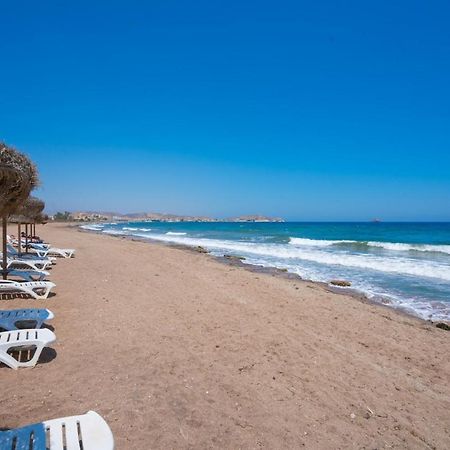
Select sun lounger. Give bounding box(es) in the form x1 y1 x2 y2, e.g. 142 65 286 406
31 245 76 258
0 308 54 331
26 242 50 250
6 244 56 262
7 235 45 245
7 269 49 282
9 240 75 259
3 255 53 271
0 410 114 449
0 280 55 300
0 328 56 369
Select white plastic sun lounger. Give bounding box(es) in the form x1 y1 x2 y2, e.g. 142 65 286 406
0 328 56 369
31 245 75 258
6 244 57 262
0 280 55 300
0 410 114 449
4 255 53 271
9 240 74 259
7 244 57 264
7 235 47 246
0 308 54 331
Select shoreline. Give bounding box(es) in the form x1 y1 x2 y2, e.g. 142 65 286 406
76 225 433 326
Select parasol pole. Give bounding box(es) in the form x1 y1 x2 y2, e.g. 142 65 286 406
2 217 7 280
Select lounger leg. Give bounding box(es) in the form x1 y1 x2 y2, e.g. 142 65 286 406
0 341 47 368
26 342 46 367
0 346 20 369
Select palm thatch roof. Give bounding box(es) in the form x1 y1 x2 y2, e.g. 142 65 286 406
8 214 29 224
0 142 40 217
36 213 49 224
10 197 46 223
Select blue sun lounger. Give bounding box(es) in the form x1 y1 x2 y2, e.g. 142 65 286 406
0 309 54 331
0 411 114 449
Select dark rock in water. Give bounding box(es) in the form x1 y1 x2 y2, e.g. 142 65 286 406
224 254 246 261
330 280 352 287
436 322 450 331
278 268 288 272
195 246 208 253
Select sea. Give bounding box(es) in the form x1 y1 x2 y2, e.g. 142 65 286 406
81 221 450 321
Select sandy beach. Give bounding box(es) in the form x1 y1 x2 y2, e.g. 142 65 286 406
1 223 449 449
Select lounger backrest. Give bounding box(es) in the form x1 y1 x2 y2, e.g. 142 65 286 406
0 411 114 450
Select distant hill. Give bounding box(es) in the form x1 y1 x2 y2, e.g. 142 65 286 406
227 215 284 223
69 211 284 223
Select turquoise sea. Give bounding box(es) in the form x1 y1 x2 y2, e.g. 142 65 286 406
82 222 450 321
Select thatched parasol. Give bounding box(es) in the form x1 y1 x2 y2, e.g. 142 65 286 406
8 214 29 254
0 143 39 278
35 213 49 224
18 196 45 244
10 197 46 253
19 196 45 219
0 143 39 217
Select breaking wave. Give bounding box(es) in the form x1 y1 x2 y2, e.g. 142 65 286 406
289 237 450 255
80 225 104 231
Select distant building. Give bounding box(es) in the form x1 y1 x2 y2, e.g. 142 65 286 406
72 212 110 222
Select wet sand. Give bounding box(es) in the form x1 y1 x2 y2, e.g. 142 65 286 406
1 223 449 449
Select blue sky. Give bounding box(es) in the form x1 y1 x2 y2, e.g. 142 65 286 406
1 0 449 220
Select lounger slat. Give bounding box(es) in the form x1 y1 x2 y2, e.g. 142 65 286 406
0 433 13 449
64 420 82 450
47 422 64 450
0 423 46 450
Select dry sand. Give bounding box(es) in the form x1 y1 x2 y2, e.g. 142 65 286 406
1 223 449 449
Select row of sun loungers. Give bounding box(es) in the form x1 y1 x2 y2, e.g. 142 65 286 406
1 236 60 368
8 235 75 258
1 235 115 448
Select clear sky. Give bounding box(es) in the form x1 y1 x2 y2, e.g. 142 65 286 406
1 1 449 221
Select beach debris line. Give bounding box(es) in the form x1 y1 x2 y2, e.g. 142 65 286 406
330 279 352 287
224 254 246 261
435 322 450 331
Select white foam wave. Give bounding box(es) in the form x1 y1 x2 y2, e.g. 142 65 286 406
289 237 355 247
367 241 450 255
166 232 187 236
138 234 450 282
289 237 450 255
102 229 126 235
80 225 103 231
